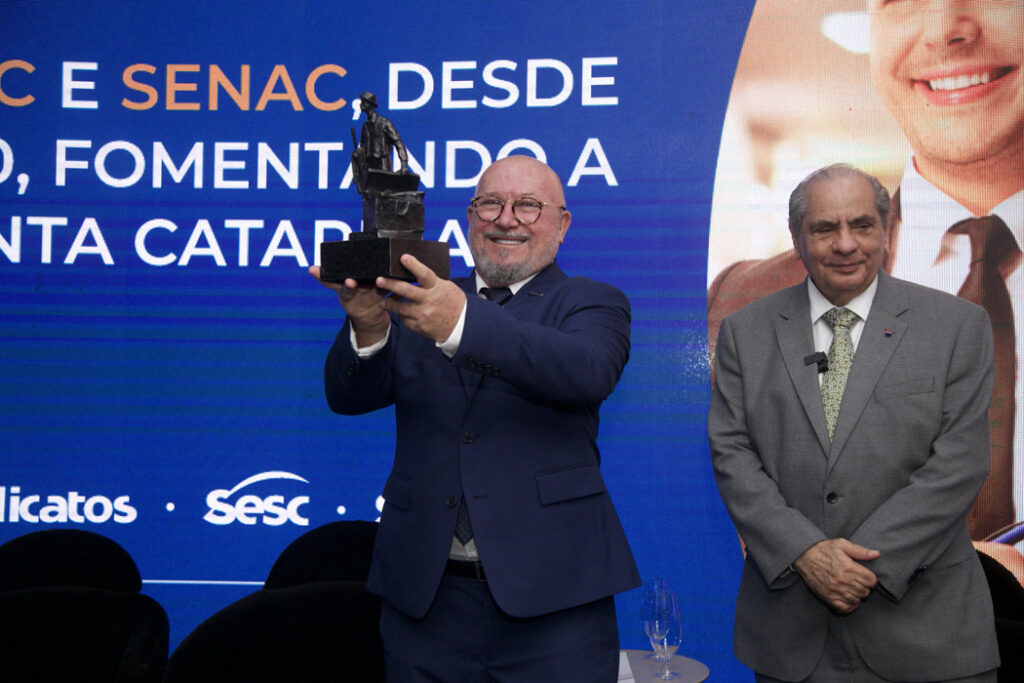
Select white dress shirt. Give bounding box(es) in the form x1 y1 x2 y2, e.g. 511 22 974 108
807 275 878 387
351 272 537 360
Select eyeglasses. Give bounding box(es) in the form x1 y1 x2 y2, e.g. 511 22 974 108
470 195 566 226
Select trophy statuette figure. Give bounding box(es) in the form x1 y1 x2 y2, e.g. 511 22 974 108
319 91 449 283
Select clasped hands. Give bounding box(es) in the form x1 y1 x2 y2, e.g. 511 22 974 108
309 253 465 346
793 538 880 614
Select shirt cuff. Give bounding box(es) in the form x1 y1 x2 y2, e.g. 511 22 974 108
350 321 391 358
437 299 468 358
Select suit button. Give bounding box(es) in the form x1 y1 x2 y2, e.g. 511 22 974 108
462 432 476 444
445 496 458 508
826 492 839 504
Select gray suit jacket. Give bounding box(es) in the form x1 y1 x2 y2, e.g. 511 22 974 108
709 271 1000 681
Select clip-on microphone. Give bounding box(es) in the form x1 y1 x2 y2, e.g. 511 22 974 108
804 352 829 373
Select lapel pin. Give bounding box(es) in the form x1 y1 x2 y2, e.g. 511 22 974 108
884 329 893 337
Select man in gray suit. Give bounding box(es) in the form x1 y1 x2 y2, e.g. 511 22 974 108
709 164 1000 681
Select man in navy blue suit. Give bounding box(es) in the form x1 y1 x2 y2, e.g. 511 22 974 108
310 155 639 682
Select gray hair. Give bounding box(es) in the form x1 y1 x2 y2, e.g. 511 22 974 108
788 164 890 235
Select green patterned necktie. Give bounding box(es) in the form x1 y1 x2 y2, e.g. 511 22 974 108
821 307 858 441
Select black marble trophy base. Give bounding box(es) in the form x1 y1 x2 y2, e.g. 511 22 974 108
319 235 450 284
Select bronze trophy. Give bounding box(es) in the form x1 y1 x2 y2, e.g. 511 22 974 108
319 92 450 283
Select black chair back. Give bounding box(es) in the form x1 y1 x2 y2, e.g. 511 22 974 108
0 527 142 591
977 550 1024 683
265 519 377 588
0 529 168 682
165 520 383 683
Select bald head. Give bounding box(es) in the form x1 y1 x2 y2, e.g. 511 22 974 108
468 155 571 287
475 155 566 206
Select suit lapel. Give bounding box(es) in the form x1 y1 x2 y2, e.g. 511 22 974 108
775 283 832 454
456 276 484 400
455 262 567 402
502 261 565 318
827 272 908 468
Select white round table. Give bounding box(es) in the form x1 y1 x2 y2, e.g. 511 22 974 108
619 649 709 682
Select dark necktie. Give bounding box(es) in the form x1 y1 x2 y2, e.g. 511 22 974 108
453 286 513 545
480 286 513 306
454 497 474 545
949 215 1020 535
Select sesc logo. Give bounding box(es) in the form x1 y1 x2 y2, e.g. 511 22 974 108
0 485 137 524
204 471 310 526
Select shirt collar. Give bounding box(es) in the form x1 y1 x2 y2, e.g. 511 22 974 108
474 271 538 296
806 274 878 325
901 155 1024 251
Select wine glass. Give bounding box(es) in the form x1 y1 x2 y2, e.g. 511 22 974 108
643 584 682 679
640 578 669 661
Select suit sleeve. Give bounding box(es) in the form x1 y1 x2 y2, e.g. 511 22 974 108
323 314 399 415
709 315 827 586
848 304 994 602
454 279 630 408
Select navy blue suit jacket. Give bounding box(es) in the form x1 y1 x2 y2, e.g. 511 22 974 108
324 261 640 619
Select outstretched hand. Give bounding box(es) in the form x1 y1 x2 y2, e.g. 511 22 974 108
376 254 466 343
309 255 465 344
308 265 390 347
793 538 880 614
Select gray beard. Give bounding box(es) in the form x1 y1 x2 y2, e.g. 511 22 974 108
472 253 533 288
